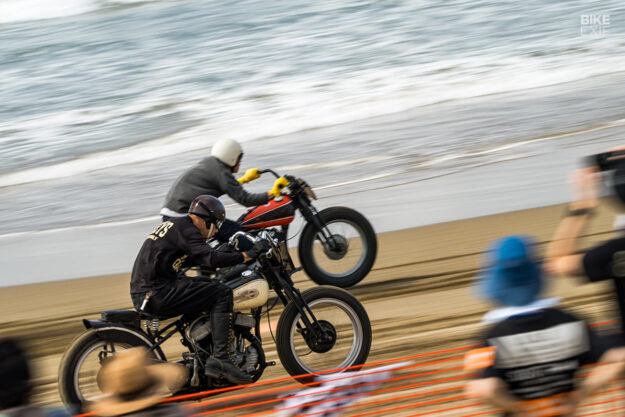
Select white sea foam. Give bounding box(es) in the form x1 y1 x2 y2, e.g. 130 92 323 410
0 0 157 24
0 0 98 24
0 119 609 240
2 52 625 188
278 156 393 172
1 115 623 240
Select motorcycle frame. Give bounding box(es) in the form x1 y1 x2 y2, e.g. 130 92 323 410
82 246 332 378
230 228 334 341
83 308 264 364
256 170 343 260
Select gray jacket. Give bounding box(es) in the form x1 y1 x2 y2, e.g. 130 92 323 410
162 157 269 213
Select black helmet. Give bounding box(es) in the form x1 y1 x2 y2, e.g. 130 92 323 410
188 195 226 229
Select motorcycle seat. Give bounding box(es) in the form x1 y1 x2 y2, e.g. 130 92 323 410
101 310 162 323
101 310 139 323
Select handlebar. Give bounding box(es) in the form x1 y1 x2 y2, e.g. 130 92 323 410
259 169 298 192
258 169 280 178
228 230 274 259
229 231 256 245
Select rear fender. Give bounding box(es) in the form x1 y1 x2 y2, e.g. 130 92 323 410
81 320 166 360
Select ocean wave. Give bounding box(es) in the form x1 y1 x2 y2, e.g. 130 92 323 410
0 0 157 24
2 52 625 188
3 117 625 238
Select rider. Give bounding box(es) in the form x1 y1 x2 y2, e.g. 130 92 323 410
131 195 270 385
160 138 289 243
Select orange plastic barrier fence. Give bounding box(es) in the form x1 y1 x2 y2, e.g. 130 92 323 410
162 344 477 404
184 359 465 409
73 320 625 417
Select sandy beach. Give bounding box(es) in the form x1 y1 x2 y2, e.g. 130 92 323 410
1 199 623 414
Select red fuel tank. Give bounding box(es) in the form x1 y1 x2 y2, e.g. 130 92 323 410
238 196 296 229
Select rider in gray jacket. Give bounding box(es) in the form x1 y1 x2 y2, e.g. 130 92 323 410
161 154 268 215
160 139 289 243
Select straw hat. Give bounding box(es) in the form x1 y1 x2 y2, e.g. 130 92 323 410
88 347 188 417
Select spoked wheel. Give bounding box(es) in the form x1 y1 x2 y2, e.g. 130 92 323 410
58 329 164 410
276 287 371 383
299 207 377 288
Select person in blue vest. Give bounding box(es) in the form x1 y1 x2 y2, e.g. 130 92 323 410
465 235 625 417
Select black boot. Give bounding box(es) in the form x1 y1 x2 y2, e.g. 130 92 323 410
205 312 253 385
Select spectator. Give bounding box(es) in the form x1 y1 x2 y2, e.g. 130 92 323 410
87 347 188 417
0 337 69 417
546 150 625 336
465 236 625 417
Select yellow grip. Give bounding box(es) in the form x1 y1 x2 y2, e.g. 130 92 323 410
269 177 290 198
237 168 261 184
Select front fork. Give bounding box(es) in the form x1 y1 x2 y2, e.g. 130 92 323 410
298 200 340 251
273 271 330 342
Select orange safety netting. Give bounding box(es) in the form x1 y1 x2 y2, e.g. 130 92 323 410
73 320 624 417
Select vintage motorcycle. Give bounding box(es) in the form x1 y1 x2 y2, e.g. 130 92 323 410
58 230 372 409
232 169 377 288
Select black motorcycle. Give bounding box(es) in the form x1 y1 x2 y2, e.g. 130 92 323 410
233 169 377 288
58 231 372 409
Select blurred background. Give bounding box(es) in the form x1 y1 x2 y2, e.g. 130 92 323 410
0 0 624 279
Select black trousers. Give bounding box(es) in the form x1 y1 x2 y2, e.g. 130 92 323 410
132 277 232 318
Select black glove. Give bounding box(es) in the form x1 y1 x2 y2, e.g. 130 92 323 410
245 240 272 259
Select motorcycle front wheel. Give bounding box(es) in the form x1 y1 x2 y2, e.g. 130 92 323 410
299 207 377 287
275 286 371 383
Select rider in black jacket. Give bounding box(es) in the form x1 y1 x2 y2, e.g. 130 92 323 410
131 195 269 385
160 138 289 243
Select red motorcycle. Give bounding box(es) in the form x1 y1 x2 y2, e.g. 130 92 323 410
235 169 377 288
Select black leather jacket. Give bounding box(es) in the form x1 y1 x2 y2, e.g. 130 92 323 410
130 217 243 293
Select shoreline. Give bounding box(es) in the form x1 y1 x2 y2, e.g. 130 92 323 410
0 197 620 307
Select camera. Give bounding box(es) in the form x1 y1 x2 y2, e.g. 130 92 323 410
587 150 625 171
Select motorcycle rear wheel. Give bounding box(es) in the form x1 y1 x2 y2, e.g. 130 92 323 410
275 286 371 383
299 207 377 287
58 328 164 410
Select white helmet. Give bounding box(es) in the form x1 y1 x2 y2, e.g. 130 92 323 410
211 139 243 167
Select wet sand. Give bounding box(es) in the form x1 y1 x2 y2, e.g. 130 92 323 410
1 201 622 414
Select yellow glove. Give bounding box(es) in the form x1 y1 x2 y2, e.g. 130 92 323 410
237 168 261 184
269 177 290 198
